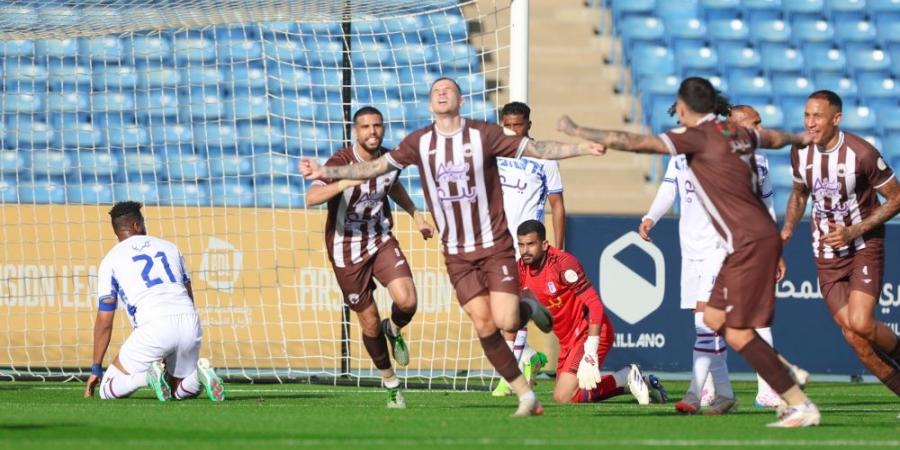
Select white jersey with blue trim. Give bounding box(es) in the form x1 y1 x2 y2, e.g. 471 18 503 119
497 156 563 235
644 154 775 259
97 235 196 328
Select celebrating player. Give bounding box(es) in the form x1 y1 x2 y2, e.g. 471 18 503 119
516 220 666 405
300 77 604 416
639 105 807 414
306 106 433 409
781 90 900 397
84 201 224 402
559 77 820 427
492 101 567 397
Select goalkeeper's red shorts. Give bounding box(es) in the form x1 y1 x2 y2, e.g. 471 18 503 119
557 314 615 375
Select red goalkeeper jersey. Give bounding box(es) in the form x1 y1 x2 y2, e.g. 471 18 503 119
517 246 606 350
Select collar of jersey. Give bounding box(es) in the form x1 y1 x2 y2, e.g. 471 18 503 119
433 118 466 137
696 113 716 125
814 131 844 154
352 144 382 162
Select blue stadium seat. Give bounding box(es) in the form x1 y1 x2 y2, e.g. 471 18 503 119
0 39 34 57
657 0 700 21
67 182 114 204
165 152 209 181
180 91 226 120
760 44 805 75
749 103 785 128
666 18 708 43
270 94 319 121
0 150 25 173
18 180 66 204
253 154 296 180
749 18 793 44
180 67 224 89
54 121 103 149
4 61 49 91
80 37 124 63
772 74 814 100
2 92 43 114
121 151 165 178
172 35 217 62
769 162 795 189
456 72 487 95
628 44 676 81
113 182 160 204
305 40 342 67
611 0 656 25
717 42 761 74
353 69 401 95
393 44 434 66
134 91 179 120
148 123 193 149
47 62 92 88
209 179 255 207
649 98 679 134
857 73 899 103
284 123 340 155
841 105 877 133
803 43 847 74
383 125 410 149
868 0 900 15
266 63 313 93
75 151 120 180
226 93 268 121
128 35 172 62
207 152 252 177
225 65 267 91
92 92 136 114
299 22 343 37
700 0 740 19
351 41 392 66
139 65 181 89
783 0 824 18
194 123 239 152
262 39 307 62
434 44 479 70
743 0 784 19
846 44 892 74
876 104 900 134
708 18 751 42
216 37 262 62
461 99 497 122
34 38 79 59
0 179 17 203
405 102 433 127
382 16 424 34
92 65 139 91
791 18 835 46
107 123 149 149
877 17 900 48
422 11 469 43
309 69 343 96
238 123 285 153
160 182 210 206
397 67 438 98
254 180 304 208
30 150 72 177
813 72 860 101
728 73 773 103
351 18 386 35
780 97 807 130
826 0 867 20
46 92 88 114
834 18 878 45
214 24 258 41
675 43 719 75
619 16 666 59
6 118 53 149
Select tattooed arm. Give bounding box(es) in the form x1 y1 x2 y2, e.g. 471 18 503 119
299 155 392 181
556 115 670 154
757 129 811 149
780 181 811 243
521 140 606 160
823 177 900 247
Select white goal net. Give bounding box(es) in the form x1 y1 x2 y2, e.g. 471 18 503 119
0 0 517 389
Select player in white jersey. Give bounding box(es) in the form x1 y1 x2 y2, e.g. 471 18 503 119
84 201 224 402
639 105 806 414
493 102 566 396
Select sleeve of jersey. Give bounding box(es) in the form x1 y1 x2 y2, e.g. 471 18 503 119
643 158 678 223
385 136 419 170
864 148 896 190
96 259 118 312
543 160 563 194
658 127 706 155
557 255 604 324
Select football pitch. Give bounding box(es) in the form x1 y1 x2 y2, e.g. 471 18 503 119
0 380 897 450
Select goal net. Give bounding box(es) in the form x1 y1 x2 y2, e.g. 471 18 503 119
0 0 517 389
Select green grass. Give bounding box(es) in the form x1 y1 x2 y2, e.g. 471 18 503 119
0 380 897 450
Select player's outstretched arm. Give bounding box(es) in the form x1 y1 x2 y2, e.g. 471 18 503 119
85 305 116 398
521 140 605 160
300 155 392 181
557 115 669 154
780 181 811 244
389 183 434 240
757 128 811 149
305 180 365 206
823 177 900 247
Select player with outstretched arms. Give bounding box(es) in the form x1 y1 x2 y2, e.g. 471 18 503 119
516 220 667 405
84 201 224 402
300 77 605 416
306 106 434 408
559 77 820 428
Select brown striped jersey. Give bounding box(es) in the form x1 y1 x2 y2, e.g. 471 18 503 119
790 131 895 259
313 146 399 268
385 119 530 256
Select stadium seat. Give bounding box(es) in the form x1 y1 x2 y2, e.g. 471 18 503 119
6 119 53 149
846 44 892 74
393 44 434 66
0 179 17 203
743 0 784 19
238 123 286 153
876 104 900 134
813 72 860 101
255 180 304 208
675 43 719 75
45 92 89 114
139 65 181 89
165 152 209 181
760 44 805 75
0 150 25 173
67 182 114 204
262 39 307 62
780 97 807 131
665 18 708 45
749 18 793 44
225 65 267 91
826 0 867 20
772 74 815 100
455 72 487 96
4 61 49 92
309 69 343 95
857 73 899 104
628 44 676 84
160 182 210 206
728 73 773 103
405 102 433 127
30 150 72 177
172 35 217 62
121 151 165 179
207 152 252 177
270 94 319 121
134 91 179 120
383 125 411 149
461 99 497 122
783 0 824 18
423 11 469 43
226 93 268 121
80 37 125 63
54 121 104 149
47 62 92 87
148 123 193 149
868 0 900 16
610 0 656 26
209 179 255 207
284 123 341 154
834 19 878 45
0 39 34 57
619 16 666 60
113 181 160 204
803 43 847 74
791 18 835 46
216 37 262 62
253 154 297 180
749 103 785 128
717 42 762 75
2 92 44 114
18 180 66 204
180 66 224 88
92 65 139 91
305 40 343 67
34 38 79 59
876 17 900 48
75 151 120 180
266 63 312 93
351 41 392 66
434 44 479 70
840 105 878 133
353 69 401 96
128 35 173 62
649 98 679 134
180 91 226 120
194 123 239 153
92 92 136 114
708 18 750 42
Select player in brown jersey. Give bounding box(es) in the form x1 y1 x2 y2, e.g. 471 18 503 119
558 77 820 428
300 77 604 417
781 90 900 397
306 106 434 409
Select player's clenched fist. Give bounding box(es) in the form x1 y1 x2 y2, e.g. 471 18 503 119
576 335 602 390
299 158 323 180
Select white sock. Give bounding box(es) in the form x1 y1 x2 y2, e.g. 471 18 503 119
517 389 535 403
174 370 202 400
709 349 734 399
512 328 528 361
99 365 146 400
755 327 776 395
612 366 630 388
388 319 400 336
702 373 715 397
691 312 714 398
382 368 400 389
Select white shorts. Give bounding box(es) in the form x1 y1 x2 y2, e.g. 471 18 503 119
680 250 727 310
118 313 202 379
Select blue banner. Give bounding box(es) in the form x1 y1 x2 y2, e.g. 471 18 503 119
567 215 900 375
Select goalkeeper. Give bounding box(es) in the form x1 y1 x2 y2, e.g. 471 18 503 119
515 220 667 405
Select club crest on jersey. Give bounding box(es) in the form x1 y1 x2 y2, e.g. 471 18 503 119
836 163 847 178
347 293 360 305
547 281 557 294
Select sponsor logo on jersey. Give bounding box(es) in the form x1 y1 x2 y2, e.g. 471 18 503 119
198 237 243 294
599 232 665 325
547 281 557 294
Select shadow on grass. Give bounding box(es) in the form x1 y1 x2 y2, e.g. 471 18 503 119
224 393 331 401
0 423 79 431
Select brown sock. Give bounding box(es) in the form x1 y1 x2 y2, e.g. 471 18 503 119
737 333 795 394
391 303 416 329
517 301 533 330
479 330 521 381
889 338 900 361
362 330 391 370
871 344 900 396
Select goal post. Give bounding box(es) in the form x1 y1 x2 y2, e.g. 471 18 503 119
0 0 528 389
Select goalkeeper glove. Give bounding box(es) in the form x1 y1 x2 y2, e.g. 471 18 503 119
576 335 602 390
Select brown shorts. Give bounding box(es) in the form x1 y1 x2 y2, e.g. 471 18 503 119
444 247 520 305
816 239 884 314
331 237 413 312
708 234 781 329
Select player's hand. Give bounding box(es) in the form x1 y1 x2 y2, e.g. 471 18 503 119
84 374 100 399
796 131 813 146
775 257 786 282
576 354 602 390
780 228 792 244
823 222 856 248
299 158 324 180
336 179 365 190
557 115 579 136
414 211 435 240
580 142 606 156
638 218 654 242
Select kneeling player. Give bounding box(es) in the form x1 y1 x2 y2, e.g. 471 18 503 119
516 220 667 404
84 201 224 402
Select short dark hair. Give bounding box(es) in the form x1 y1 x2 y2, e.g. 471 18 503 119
516 219 546 241
430 77 462 95
352 106 383 124
670 77 731 117
808 90 843 112
501 101 531 119
109 201 144 230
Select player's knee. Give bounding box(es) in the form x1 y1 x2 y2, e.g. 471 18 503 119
553 390 575 404
847 313 875 339
702 313 724 333
98 365 124 400
724 328 753 351
493 314 518 333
